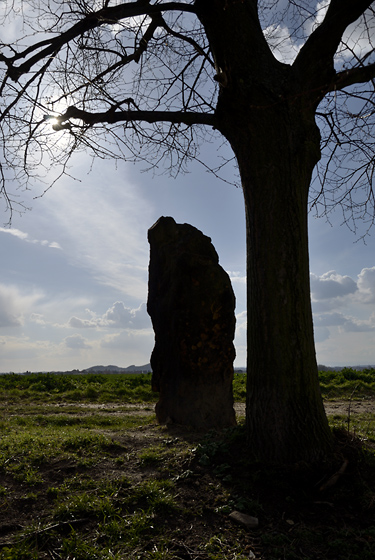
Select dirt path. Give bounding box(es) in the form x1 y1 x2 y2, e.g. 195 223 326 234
323 398 375 416
234 399 375 418
50 399 374 418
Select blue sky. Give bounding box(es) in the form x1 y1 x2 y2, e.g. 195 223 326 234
0 142 374 373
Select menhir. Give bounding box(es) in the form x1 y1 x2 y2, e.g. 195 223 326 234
147 216 236 429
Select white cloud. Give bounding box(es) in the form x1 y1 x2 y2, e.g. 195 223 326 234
103 301 134 326
0 334 57 372
101 328 153 349
315 330 375 367
228 271 246 285
336 15 374 67
232 310 247 366
41 162 153 299
68 302 151 330
313 267 375 363
340 314 375 333
111 14 152 37
310 271 357 300
30 313 47 326
311 267 375 307
302 1 330 41
0 227 29 241
0 284 43 328
263 24 301 63
357 267 375 303
314 310 375 337
69 316 98 329
314 312 347 327
313 1 330 30
0 292 23 328
0 227 62 249
64 334 91 350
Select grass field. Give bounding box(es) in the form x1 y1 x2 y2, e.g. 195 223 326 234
0 370 374 559
1 367 373 403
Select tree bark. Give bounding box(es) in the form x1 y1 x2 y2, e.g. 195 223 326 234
229 99 333 464
196 0 334 463
227 103 333 463
245 137 332 462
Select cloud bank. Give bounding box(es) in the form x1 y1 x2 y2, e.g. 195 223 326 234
312 268 375 364
68 302 151 330
0 284 43 328
0 227 62 249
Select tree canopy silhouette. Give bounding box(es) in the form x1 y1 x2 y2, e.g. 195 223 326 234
1 0 374 463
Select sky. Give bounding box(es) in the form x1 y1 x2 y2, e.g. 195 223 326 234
0 142 374 373
0 1 374 373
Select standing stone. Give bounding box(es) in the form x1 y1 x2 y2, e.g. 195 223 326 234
147 216 236 429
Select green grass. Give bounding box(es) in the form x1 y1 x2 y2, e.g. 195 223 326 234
233 368 375 400
233 367 375 400
232 368 375 401
0 370 248 404
1 368 373 405
232 372 247 401
319 367 375 398
0 372 157 403
0 395 184 558
0 418 184 558
0 369 374 559
328 412 375 442
0 427 126 482
0 400 154 484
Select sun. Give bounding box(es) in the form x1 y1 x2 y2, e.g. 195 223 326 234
43 114 59 127
39 107 73 151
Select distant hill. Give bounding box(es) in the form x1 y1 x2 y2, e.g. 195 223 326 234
83 364 152 374
318 364 375 371
3 364 373 376
83 364 248 374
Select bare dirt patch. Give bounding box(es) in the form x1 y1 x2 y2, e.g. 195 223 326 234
233 398 375 419
47 398 375 419
46 401 156 416
323 398 375 416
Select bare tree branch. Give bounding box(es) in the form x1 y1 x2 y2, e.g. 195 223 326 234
0 0 374 232
293 0 374 100
331 61 375 91
1 1 196 82
53 105 216 128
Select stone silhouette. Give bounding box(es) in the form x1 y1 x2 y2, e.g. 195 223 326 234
147 216 236 429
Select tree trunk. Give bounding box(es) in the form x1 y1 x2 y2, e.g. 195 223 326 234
229 103 333 463
196 0 334 463
226 97 334 463
243 133 333 463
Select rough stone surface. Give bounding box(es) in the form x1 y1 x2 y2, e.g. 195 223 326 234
147 216 236 429
229 511 259 529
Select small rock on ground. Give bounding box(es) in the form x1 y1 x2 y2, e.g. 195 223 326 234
229 510 259 529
